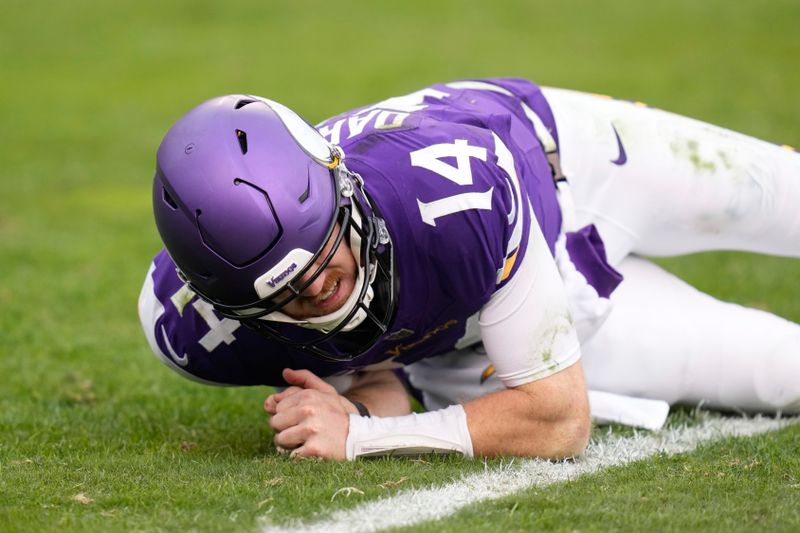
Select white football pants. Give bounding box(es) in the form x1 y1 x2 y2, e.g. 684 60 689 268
407 88 800 416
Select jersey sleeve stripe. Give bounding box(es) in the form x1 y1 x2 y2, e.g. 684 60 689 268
500 248 519 282
520 101 557 153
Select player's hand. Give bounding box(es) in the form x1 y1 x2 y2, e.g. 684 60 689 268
266 368 358 460
264 385 303 415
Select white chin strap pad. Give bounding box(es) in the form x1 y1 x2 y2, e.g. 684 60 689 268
260 267 372 332
260 205 376 333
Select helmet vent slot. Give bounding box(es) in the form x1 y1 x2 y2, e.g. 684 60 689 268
234 98 257 109
162 187 178 210
236 129 248 154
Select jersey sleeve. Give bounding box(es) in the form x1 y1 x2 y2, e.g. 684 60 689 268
405 118 538 299
478 202 581 387
434 80 581 385
399 84 581 386
137 250 324 387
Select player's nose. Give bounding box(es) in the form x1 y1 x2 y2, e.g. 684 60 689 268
298 268 326 297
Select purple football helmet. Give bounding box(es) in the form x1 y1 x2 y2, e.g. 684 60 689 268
153 95 395 361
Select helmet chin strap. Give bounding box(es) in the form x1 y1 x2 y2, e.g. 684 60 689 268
259 266 372 332
259 202 376 333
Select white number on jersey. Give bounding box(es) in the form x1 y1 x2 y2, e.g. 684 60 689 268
168 284 241 353
191 299 241 352
318 88 451 145
410 139 494 226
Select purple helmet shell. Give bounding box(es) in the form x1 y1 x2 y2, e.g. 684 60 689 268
153 95 337 306
152 95 397 361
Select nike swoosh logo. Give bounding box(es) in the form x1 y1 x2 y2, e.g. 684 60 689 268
161 325 189 367
610 125 627 165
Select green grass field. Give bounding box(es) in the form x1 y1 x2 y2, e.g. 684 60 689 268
2 0 799 530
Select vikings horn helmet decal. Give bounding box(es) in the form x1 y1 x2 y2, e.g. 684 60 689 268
152 95 396 361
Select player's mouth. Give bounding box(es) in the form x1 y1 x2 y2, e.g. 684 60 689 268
313 275 348 314
318 279 339 304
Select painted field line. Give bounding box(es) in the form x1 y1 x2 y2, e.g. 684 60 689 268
260 416 793 533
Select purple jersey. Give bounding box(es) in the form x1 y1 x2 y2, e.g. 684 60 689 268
141 78 605 386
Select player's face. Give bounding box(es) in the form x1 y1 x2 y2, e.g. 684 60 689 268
280 225 358 320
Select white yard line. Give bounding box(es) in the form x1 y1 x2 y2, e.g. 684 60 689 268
260 416 793 533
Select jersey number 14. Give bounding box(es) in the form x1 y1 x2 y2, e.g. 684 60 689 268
410 139 494 226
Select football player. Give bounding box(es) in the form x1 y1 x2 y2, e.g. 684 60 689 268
139 79 800 460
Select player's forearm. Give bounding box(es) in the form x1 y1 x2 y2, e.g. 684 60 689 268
344 363 590 460
343 393 588 460
464 360 591 459
464 386 590 459
344 370 411 417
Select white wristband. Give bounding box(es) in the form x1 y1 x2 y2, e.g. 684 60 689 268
345 404 474 460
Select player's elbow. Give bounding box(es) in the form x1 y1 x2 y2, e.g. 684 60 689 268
505 399 591 460
504 410 590 460
513 370 591 459
531 392 591 459
558 388 592 458
554 410 591 458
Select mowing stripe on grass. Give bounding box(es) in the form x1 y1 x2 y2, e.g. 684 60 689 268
260 416 793 533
